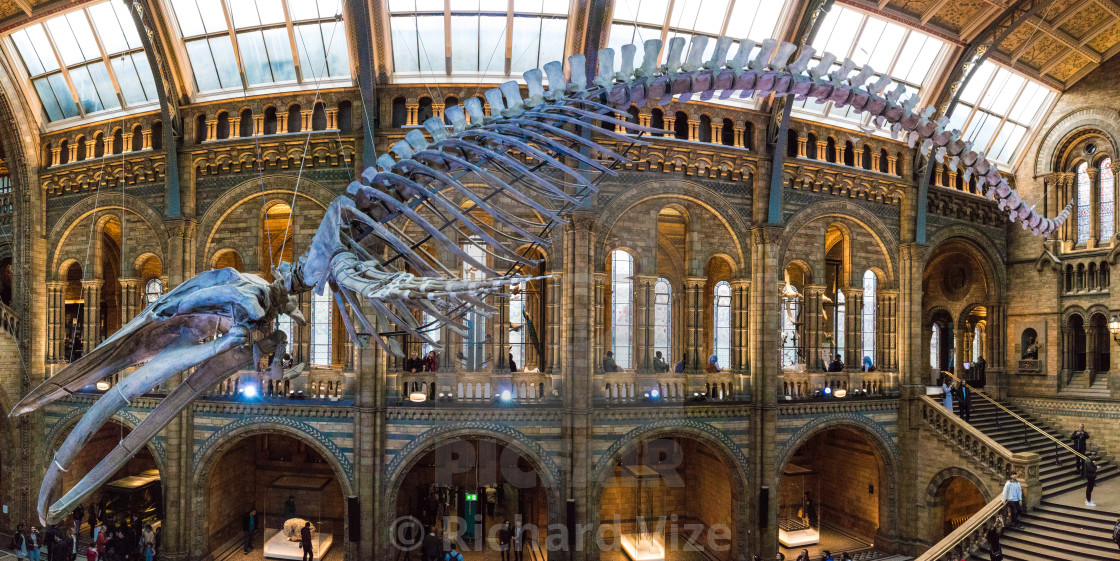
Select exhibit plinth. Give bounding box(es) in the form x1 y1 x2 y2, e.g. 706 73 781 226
262 529 333 560
619 533 664 561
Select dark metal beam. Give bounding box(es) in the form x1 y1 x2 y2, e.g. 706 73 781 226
349 0 378 167
127 0 183 218
914 0 1056 243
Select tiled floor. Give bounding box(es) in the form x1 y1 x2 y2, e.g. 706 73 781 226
778 524 874 560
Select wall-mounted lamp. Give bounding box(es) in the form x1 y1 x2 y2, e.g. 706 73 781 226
1109 315 1120 344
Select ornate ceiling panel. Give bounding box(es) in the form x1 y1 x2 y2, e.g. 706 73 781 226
1059 3 1110 39
928 0 995 34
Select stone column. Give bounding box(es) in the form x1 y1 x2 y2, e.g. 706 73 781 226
142 129 152 150
81 280 103 353
230 117 241 138
593 272 607 374
684 278 705 373
406 103 419 127
277 112 288 133
85 140 98 160
749 225 782 556
301 110 313 132
880 289 899 371
854 149 864 168
546 262 563 375
204 119 216 142
50 146 60 167
635 275 657 372
118 278 139 323
122 133 134 153
687 118 698 141
254 115 264 136
804 286 827 370
730 279 749 371
815 140 827 161
46 282 64 363
870 151 881 172
735 126 746 148
796 137 807 158
327 108 339 130
845 288 863 370
887 154 898 176
664 113 676 136
68 142 78 162
954 325 966 377
712 122 723 144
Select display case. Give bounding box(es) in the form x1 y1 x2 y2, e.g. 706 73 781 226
778 463 820 548
262 475 335 560
618 464 665 561
102 469 162 524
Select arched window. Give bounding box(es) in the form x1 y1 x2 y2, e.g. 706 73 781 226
862 270 876 368
610 249 634 369
461 241 487 370
1078 161 1091 244
653 278 671 364
930 324 940 370
714 281 732 369
310 289 332 366
509 280 525 371
144 278 162 305
780 284 801 369
973 325 982 362
835 290 846 362
276 311 294 354
1102 158 1114 242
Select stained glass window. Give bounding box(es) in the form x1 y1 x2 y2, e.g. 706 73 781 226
610 249 634 369
1101 158 1114 242
310 289 332 366
930 323 940 370
1078 161 1091 244
144 278 163 306
167 0 350 95
973 325 981 362
794 5 947 126
509 281 525 371
461 241 488 370
714 281 731 369
388 0 570 79
947 61 1055 165
653 278 671 365
861 271 876 368
835 290 846 362
7 1 158 123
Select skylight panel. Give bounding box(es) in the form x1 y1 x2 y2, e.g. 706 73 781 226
390 0 570 80
947 60 1055 166
5 1 160 124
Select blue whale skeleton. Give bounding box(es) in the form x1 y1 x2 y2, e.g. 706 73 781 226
11 34 1071 524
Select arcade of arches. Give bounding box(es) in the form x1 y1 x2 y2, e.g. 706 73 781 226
3 1 1120 561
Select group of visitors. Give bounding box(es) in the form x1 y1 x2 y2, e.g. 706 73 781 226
404 350 441 373
790 550 853 560
601 350 723 373
938 377 972 421
12 507 158 561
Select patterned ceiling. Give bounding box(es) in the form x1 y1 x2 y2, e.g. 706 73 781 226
852 0 1120 88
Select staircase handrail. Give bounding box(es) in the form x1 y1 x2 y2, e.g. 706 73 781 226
920 395 1022 478
913 496 1005 561
941 370 1087 461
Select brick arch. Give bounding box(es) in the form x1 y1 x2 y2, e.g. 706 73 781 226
195 174 336 267
775 413 900 545
924 466 994 507
382 423 563 558
190 418 356 558
780 201 898 284
595 180 750 274
587 419 751 560
1034 108 1120 177
924 227 1006 302
47 197 170 277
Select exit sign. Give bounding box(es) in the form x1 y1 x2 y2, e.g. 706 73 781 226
465 493 478 501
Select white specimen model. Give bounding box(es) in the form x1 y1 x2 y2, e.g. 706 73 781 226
11 34 1071 525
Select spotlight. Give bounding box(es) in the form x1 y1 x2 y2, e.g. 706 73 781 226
823 387 832 396
500 390 512 402
242 385 258 398
650 388 660 399
409 391 428 403
95 381 110 391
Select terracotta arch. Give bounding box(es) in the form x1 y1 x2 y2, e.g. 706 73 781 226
47 197 170 277
779 202 897 284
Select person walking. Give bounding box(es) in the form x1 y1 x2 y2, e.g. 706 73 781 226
497 520 511 561
300 521 313 561
1084 451 1098 507
242 508 258 554
443 543 463 561
957 382 972 422
985 516 1004 561
512 520 525 561
27 527 41 561
1072 424 1090 474
421 527 442 561
941 378 953 412
94 526 108 561
13 524 28 561
73 505 84 541
1001 472 1024 529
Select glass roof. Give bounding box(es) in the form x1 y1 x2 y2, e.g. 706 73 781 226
793 5 947 129
7 1 158 123
947 60 1055 166
606 0 788 108
167 0 350 95
387 0 572 80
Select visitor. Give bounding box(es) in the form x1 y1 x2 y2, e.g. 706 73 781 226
89 502 100 537
674 352 686 373
422 527 442 561
242 507 259 553
508 351 517 373
795 550 810 561
827 354 843 372
1001 472 1024 529
141 524 155 553
407 352 421 373
821 550 833 561
1085 451 1098 507
602 351 619 373
73 504 84 540
802 492 817 528
955 382 971 422
94 525 108 560
424 350 440 372
285 495 297 518
775 554 786 561
941 378 953 412
498 520 511 561
13 523 26 561
985 515 1004 561
143 543 154 561
512 520 525 561
842 553 853 561
974 355 987 388
862 356 873 372
300 521 313 561
485 486 497 517
706 354 720 373
1112 515 1120 552
43 525 56 561
1072 423 1090 474
84 543 96 561
652 351 669 373
444 543 463 561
